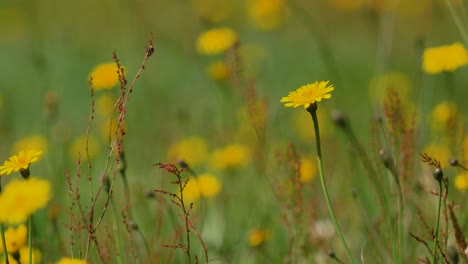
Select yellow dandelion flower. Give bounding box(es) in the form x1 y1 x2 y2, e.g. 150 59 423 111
0 177 52 224
196 27 238 55
0 255 18 264
96 94 116 117
89 62 121 90
167 137 208 167
19 247 42 264
181 177 201 204
0 149 43 176
248 229 271 247
206 60 229 81
299 157 317 183
281 81 334 108
0 224 27 253
209 144 251 170
422 42 468 74
430 101 457 132
56 257 88 264
197 173 222 197
424 143 450 168
454 173 468 191
247 0 288 31
69 135 101 161
13 135 48 154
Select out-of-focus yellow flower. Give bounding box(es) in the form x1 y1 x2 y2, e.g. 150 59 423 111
291 109 333 142
167 137 208 167
56 257 88 264
299 157 317 183
0 224 27 253
197 173 222 197
423 42 468 74
454 173 468 191
209 144 251 170
0 149 43 176
247 0 288 31
206 60 229 81
19 247 42 264
424 143 450 168
248 229 271 247
196 27 238 55
13 135 48 154
69 135 101 161
96 94 116 117
281 81 334 109
369 72 411 105
89 62 121 90
181 177 201 204
192 0 233 23
0 255 18 264
0 7 27 43
0 177 52 224
430 101 457 132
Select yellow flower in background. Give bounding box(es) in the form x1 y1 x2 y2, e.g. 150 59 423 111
369 72 411 105
424 143 450 168
207 60 229 81
181 177 201 204
196 27 238 55
0 177 52 224
13 135 48 154
454 173 468 191
299 157 317 183
96 94 116 117
247 0 288 31
167 137 208 167
0 149 43 176
197 173 222 197
89 62 121 90
0 224 27 253
0 255 17 264
209 144 251 170
422 42 468 74
281 81 334 108
56 258 88 264
291 110 333 142
430 101 457 132
19 247 42 264
248 229 271 247
192 0 233 23
69 135 101 161
101 119 127 140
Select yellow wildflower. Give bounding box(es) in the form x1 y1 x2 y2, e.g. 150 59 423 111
291 110 333 142
196 27 238 55
0 149 43 176
0 177 52 224
96 94 116 117
248 229 271 247
206 60 229 81
0 224 27 253
209 144 251 170
167 137 208 167
454 173 468 191
424 143 450 168
197 173 222 197
56 257 88 264
89 62 121 90
299 157 317 183
181 177 201 204
422 42 468 74
13 135 48 154
19 247 42 264
0 255 17 264
281 81 334 108
430 101 457 132
69 135 101 161
247 0 288 31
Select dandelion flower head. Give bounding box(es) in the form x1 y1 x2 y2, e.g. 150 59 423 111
56 257 88 264
19 247 42 264
281 81 334 108
299 157 317 183
422 42 468 74
96 94 116 117
248 229 271 247
206 60 229 81
0 224 27 253
181 177 201 204
0 177 52 224
423 143 450 168
196 27 238 55
89 62 122 90
197 173 222 197
455 173 468 191
209 144 251 170
247 0 288 31
430 101 457 132
167 137 208 167
0 149 43 176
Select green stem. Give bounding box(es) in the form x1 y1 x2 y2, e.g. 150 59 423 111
28 215 32 264
432 181 443 264
309 107 355 264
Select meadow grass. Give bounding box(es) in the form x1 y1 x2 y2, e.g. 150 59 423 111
0 1 468 263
